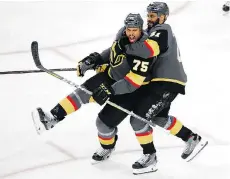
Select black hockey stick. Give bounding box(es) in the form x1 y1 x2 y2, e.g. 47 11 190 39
31 41 156 127
31 41 86 90
0 68 77 75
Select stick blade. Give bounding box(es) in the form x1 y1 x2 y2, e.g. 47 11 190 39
31 41 42 67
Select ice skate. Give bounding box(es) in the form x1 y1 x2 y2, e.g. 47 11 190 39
31 107 58 135
182 133 208 162
91 147 115 164
132 153 158 175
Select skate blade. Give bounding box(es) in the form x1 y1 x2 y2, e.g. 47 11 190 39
186 139 208 162
31 109 46 135
133 164 158 175
91 156 111 165
91 159 106 165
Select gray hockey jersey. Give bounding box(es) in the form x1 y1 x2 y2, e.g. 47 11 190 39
104 27 161 95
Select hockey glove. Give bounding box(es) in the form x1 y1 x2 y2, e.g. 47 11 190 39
92 82 114 105
112 36 130 55
77 52 103 77
95 64 109 74
118 36 130 50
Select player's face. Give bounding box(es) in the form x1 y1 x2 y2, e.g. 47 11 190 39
125 27 142 43
147 12 158 28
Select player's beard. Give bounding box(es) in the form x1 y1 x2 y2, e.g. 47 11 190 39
147 21 154 29
147 18 160 29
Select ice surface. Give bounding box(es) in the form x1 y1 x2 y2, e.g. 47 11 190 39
0 1 230 179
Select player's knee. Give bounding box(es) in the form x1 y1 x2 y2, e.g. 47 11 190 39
152 116 169 128
96 116 116 135
130 116 147 131
73 87 91 104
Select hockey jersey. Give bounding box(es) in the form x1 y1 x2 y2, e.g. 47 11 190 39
106 27 160 95
101 24 187 95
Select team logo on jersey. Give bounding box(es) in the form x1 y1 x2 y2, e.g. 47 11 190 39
110 42 125 67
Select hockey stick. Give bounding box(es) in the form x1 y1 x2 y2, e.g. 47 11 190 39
31 41 156 127
0 68 77 75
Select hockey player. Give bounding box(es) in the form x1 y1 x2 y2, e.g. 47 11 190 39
32 14 163 175
31 14 158 134
90 2 208 175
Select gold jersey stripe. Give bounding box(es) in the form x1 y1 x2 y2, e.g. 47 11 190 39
170 120 183 135
126 71 145 86
143 78 186 86
145 39 160 57
99 137 115 145
59 98 76 114
136 134 153 145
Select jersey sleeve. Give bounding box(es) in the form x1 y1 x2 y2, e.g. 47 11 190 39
125 29 168 58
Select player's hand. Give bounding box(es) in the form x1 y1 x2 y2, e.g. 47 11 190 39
117 36 130 51
92 82 114 105
76 52 102 77
95 64 109 74
112 36 130 55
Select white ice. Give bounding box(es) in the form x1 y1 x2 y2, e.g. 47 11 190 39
0 1 230 179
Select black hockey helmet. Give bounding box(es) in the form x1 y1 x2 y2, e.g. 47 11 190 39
124 13 144 29
147 2 169 18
